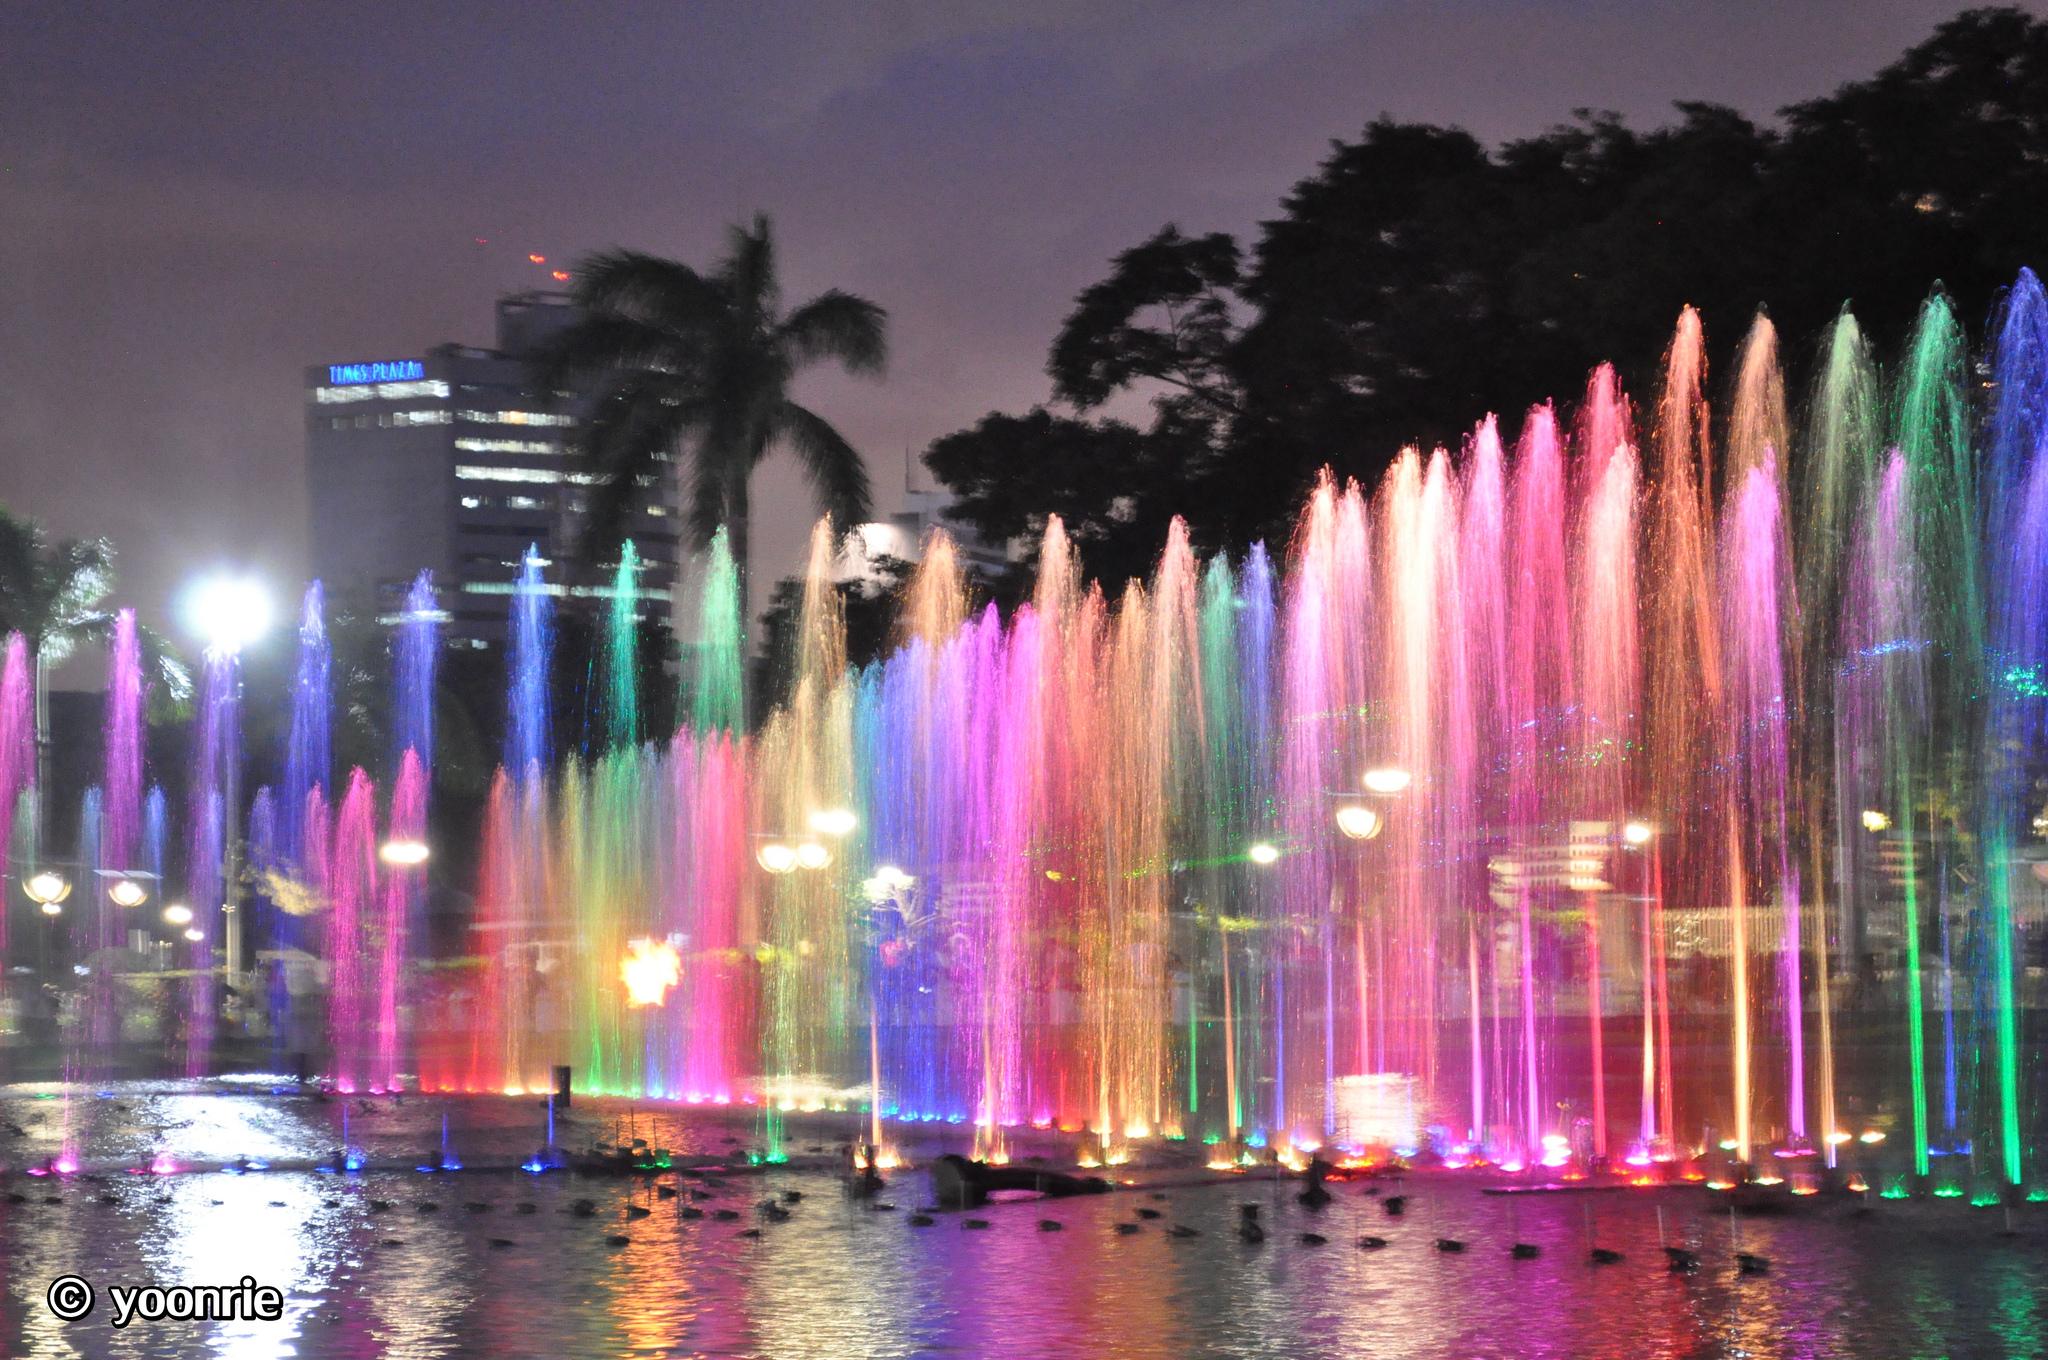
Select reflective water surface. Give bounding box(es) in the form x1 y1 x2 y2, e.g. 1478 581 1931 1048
0 1085 2041 1359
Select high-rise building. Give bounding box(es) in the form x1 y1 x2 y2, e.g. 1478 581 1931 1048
306 291 680 645
849 487 1014 581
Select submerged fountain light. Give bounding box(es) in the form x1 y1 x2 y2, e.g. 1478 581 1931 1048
108 877 148 908
162 902 194 927
1362 767 1412 795
1335 804 1383 840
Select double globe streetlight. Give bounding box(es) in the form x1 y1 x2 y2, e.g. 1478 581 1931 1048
757 807 858 875
23 868 153 914
1246 766 1417 867
1335 765 1411 843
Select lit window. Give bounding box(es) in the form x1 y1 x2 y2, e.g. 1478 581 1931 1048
457 465 558 484
460 496 485 509
313 380 448 404
505 495 547 511
455 409 575 427
461 581 669 601
454 438 557 455
455 465 598 485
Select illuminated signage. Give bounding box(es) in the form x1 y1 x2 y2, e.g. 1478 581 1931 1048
328 359 425 385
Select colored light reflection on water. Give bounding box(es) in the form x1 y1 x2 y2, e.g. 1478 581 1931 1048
1 1089 2044 1360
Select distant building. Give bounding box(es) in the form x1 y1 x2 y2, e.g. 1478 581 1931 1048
305 291 680 645
847 486 1013 583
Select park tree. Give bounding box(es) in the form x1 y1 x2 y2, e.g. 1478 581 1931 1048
925 6 2048 579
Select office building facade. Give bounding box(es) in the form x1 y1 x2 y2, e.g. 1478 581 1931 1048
306 291 680 644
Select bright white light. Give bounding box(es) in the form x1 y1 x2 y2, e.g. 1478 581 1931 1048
1860 808 1891 833
23 870 70 905
39 899 63 917
1335 804 1383 841
379 838 431 867
185 574 272 655
862 864 916 900
621 939 683 1008
182 927 205 943
807 808 858 837
1248 842 1282 866
1622 820 1655 847
1362 767 1412 795
109 878 148 908
162 903 194 927
757 843 798 875
795 841 833 871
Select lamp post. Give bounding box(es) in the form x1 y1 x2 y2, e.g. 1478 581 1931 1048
23 868 69 982
184 573 271 987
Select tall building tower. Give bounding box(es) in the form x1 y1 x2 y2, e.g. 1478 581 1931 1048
306 291 680 645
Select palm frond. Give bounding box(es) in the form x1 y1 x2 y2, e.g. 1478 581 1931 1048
529 313 700 395
47 538 115 618
775 401 873 529
778 290 888 375
569 249 724 329
134 623 194 719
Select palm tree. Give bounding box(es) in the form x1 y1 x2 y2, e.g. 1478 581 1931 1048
537 213 888 627
0 507 190 795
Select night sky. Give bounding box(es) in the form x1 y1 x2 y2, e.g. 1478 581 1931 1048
0 0 2009 668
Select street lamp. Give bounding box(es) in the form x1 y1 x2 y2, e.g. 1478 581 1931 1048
23 870 71 912
1335 804 1383 841
181 571 271 988
757 837 834 873
162 903 194 927
1861 809 1891 834
1247 841 1282 866
379 838 431 867
1622 820 1656 847
184 574 273 658
108 877 149 908
807 808 858 837
1362 767 1412 796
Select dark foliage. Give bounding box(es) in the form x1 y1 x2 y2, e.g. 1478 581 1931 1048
925 7 2048 591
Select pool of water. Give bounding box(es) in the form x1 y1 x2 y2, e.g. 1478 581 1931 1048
0 1084 2042 1358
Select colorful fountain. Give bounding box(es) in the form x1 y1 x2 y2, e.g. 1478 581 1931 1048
5 275 2048 1203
